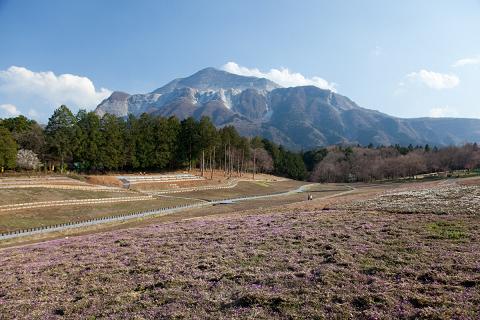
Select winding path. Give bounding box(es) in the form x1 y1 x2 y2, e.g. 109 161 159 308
0 183 355 241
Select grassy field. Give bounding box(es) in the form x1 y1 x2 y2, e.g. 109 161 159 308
0 186 350 248
0 187 135 205
0 179 309 234
1 181 478 318
0 197 200 233
175 180 308 201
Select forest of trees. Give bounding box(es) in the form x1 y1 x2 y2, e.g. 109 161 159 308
1 105 480 182
307 144 480 182
0 105 306 180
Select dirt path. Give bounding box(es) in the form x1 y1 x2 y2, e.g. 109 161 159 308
0 182 348 248
0 179 446 249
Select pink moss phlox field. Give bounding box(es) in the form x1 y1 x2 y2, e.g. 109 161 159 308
1 184 479 319
336 184 480 215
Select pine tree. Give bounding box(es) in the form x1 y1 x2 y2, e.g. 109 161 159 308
0 127 17 171
153 116 179 170
100 114 125 171
75 111 102 170
179 117 200 170
135 113 156 169
45 105 76 172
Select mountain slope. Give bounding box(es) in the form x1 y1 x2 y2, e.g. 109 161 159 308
95 68 480 149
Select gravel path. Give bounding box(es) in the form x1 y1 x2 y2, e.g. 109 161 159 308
0 183 351 241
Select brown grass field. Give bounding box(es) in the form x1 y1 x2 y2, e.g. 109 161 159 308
175 180 309 200
0 179 310 235
0 197 200 233
0 187 135 205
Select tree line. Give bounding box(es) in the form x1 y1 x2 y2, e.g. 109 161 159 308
0 105 307 179
2 105 479 182
307 144 480 182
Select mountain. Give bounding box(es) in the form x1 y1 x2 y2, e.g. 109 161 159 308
95 68 278 120
95 67 480 150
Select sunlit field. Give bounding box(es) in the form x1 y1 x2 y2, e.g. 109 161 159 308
1 180 478 319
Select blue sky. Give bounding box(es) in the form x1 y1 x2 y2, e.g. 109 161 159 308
1 0 480 122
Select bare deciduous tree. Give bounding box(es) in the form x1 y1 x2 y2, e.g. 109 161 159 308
311 144 480 183
254 148 274 173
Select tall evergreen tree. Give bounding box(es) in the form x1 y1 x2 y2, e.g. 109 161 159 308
73 110 102 170
303 148 328 172
124 114 138 169
100 114 125 171
45 105 76 172
134 113 156 169
166 116 181 169
153 116 180 170
178 117 200 170
0 127 17 171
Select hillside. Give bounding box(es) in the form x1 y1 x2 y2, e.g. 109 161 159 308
1 180 479 318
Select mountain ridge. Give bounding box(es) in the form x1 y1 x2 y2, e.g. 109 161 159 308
95 67 480 149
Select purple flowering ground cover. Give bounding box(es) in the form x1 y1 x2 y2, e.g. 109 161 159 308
1 184 479 319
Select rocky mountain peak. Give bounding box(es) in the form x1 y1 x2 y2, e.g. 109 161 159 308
108 91 130 100
94 67 480 149
152 67 280 94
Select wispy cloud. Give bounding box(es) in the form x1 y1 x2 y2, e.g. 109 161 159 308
406 69 459 90
222 62 336 92
372 45 383 56
452 56 480 67
429 106 459 118
0 66 111 121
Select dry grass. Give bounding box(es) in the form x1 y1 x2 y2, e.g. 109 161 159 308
0 188 349 249
131 179 212 191
0 188 135 206
0 179 307 235
0 197 199 233
175 180 307 201
129 171 286 191
85 176 124 187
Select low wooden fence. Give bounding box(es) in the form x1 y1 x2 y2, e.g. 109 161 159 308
153 179 239 194
0 184 311 241
0 195 154 212
0 184 130 192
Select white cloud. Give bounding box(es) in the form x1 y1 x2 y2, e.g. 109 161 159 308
222 61 336 92
0 66 111 121
0 103 20 116
452 56 480 67
429 106 459 118
406 69 459 90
